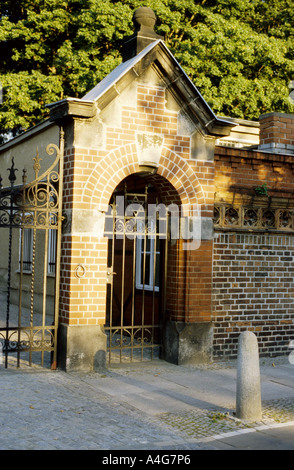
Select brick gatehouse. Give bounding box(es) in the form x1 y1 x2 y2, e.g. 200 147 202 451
0 7 293 370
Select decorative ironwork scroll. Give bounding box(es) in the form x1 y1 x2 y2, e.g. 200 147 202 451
104 182 167 364
214 203 294 232
0 133 64 369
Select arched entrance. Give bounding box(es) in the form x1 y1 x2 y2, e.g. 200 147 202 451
104 173 180 363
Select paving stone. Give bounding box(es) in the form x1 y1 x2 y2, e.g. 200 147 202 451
0 357 293 450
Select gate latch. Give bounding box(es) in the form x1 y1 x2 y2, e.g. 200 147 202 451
107 267 117 283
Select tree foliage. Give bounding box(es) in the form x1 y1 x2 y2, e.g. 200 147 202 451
1 0 294 141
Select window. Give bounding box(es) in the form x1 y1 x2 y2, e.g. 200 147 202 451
19 228 33 272
48 228 57 275
135 220 160 292
19 227 57 275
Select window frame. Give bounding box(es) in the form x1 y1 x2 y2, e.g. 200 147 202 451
19 227 33 273
135 219 160 292
47 227 57 275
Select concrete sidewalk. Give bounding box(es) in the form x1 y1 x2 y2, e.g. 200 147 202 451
0 355 294 450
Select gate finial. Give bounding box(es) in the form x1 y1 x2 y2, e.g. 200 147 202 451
33 147 42 179
7 157 18 185
22 168 27 185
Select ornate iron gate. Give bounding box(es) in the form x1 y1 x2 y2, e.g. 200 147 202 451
104 182 168 364
0 133 64 369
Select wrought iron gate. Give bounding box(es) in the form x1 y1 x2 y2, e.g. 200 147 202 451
104 183 168 363
0 134 64 369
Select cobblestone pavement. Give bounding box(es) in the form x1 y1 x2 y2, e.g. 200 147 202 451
0 368 213 450
0 355 294 450
158 398 294 443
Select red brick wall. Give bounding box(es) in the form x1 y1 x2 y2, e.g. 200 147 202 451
213 232 294 358
166 239 213 323
213 146 294 358
215 146 294 198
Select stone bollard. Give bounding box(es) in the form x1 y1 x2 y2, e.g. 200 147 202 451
236 331 262 420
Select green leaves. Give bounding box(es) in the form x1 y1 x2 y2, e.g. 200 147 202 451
1 0 294 141
0 70 63 131
168 4 294 119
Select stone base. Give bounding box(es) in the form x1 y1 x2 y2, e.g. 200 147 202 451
163 321 213 365
57 324 107 372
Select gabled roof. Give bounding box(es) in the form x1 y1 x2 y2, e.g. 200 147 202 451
82 39 234 137
47 39 234 137
82 41 159 101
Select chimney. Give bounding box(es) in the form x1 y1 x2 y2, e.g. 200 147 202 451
122 7 163 62
259 112 294 154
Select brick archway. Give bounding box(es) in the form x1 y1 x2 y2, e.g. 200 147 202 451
82 143 205 212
